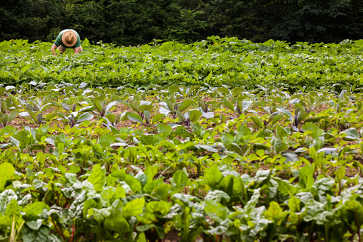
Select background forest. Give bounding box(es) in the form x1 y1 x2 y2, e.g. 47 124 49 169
0 0 362 45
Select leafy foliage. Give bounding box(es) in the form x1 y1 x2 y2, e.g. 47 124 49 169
0 39 362 241
0 38 362 92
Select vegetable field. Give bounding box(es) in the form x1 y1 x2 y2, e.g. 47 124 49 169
0 38 362 242
1 38 362 90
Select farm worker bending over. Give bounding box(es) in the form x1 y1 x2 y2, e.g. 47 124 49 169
51 29 83 55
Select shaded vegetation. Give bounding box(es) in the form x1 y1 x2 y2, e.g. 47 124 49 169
0 0 362 45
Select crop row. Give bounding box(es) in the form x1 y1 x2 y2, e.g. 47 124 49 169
0 83 362 241
1 37 362 90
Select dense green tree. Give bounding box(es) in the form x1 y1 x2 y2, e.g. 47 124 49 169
0 0 361 44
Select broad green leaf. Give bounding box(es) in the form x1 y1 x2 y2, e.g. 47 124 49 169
77 112 94 123
124 174 142 193
87 164 106 192
275 177 296 196
8 111 17 123
152 113 165 123
140 134 160 145
268 112 282 125
264 201 287 225
272 136 288 153
204 165 223 188
101 186 126 202
178 99 193 112
195 144 218 153
123 197 145 217
99 134 115 147
298 164 315 189
127 112 143 123
171 169 189 188
145 165 158 184
283 152 299 162
172 193 198 206
173 125 193 138
93 97 104 112
0 190 18 214
204 200 228 222
245 188 261 211
317 147 337 155
340 128 360 140
276 125 288 139
4 199 20 218
188 109 202 123
87 207 111 223
159 105 170 116
255 169 272 183
139 100 152 111
18 111 30 118
23 202 49 220
223 98 234 111
0 215 11 231
250 116 264 129
151 182 171 201
83 199 98 217
218 175 245 202
302 122 324 138
222 133 234 145
104 214 130 233
0 162 15 191
146 201 172 215
136 233 147 242
22 227 61 242
157 123 172 137
136 224 155 232
295 192 314 204
288 196 301 212
205 190 230 203
26 219 43 230
335 166 346 181
342 199 363 226
105 100 119 114
79 105 94 113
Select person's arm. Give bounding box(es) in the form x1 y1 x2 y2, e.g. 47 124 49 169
51 44 58 55
73 34 82 54
74 46 83 54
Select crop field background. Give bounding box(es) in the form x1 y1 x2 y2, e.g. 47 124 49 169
1 38 362 91
0 37 362 242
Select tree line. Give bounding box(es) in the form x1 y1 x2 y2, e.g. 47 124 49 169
0 0 362 45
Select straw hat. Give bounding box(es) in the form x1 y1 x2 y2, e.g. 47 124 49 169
62 30 77 47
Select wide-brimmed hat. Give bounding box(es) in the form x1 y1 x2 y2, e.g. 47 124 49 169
62 30 77 47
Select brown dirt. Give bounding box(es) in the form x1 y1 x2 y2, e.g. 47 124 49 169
9 117 38 129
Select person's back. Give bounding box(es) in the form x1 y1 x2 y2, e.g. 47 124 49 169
51 29 83 55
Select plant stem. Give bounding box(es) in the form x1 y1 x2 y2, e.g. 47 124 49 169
69 222 76 242
51 217 66 241
9 216 16 242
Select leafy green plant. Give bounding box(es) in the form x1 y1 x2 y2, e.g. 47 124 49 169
1 38 362 91
0 97 18 128
159 97 195 124
126 98 153 124
19 97 54 125
58 102 94 127
90 96 119 118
